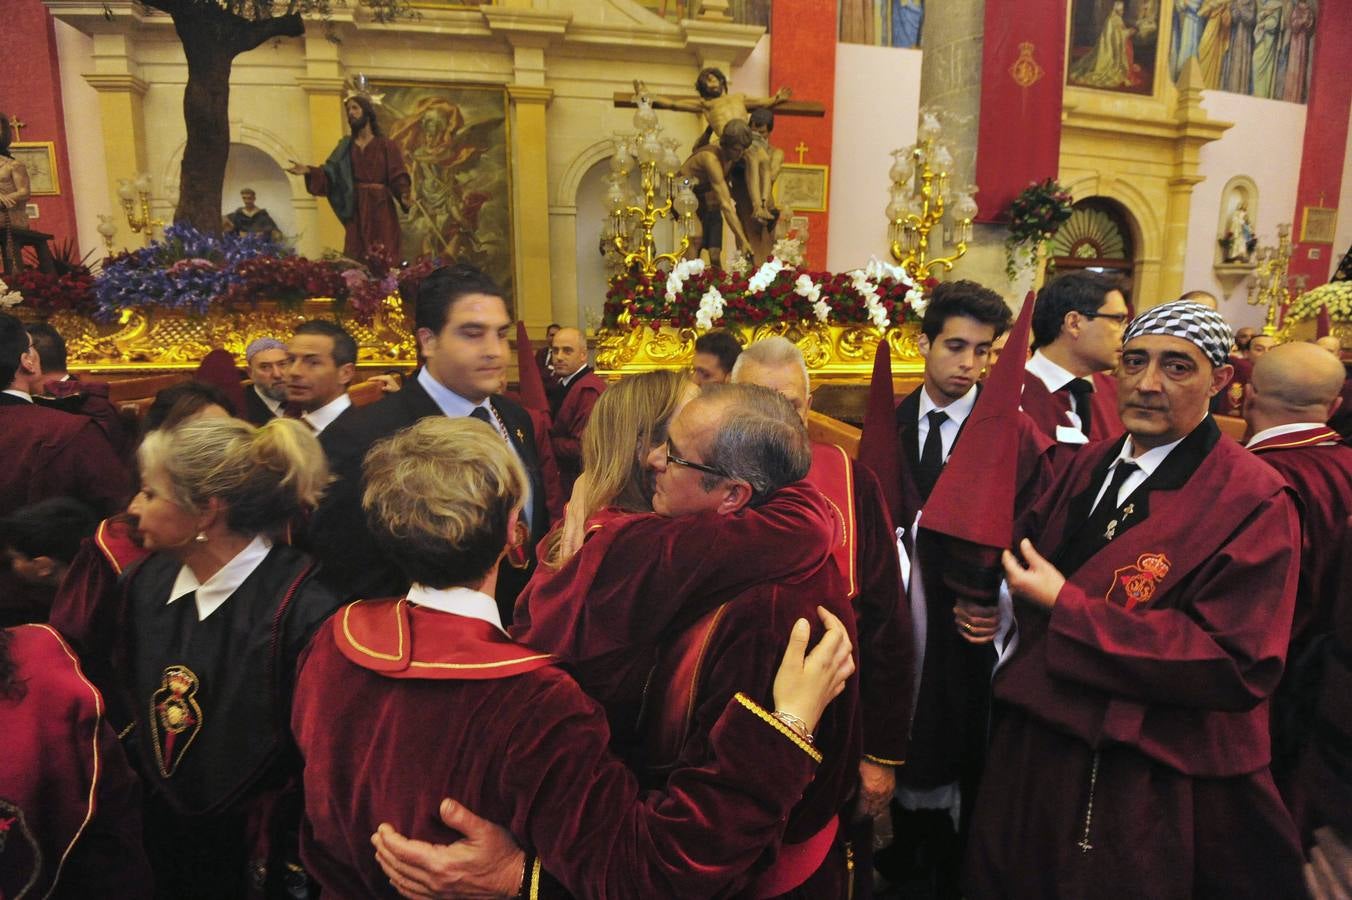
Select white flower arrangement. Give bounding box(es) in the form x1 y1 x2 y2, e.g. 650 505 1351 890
0 279 22 308
695 284 725 330
747 257 786 293
664 258 706 305
723 249 751 276
792 273 831 322
771 234 806 267
1286 280 1352 322
848 267 891 330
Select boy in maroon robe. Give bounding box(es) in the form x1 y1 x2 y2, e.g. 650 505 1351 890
968 301 1306 898
293 417 856 898
1019 272 1127 455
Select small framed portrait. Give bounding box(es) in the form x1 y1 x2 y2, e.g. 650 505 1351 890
24 202 38 220
11 142 60 196
774 164 830 213
1300 206 1338 245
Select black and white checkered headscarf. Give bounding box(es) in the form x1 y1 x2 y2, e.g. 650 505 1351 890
1122 300 1233 368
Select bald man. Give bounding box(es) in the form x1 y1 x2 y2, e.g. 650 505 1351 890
548 327 606 497
1244 342 1352 800
1315 335 1342 356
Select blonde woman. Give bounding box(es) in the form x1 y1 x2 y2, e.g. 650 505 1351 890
293 416 854 897
51 417 341 900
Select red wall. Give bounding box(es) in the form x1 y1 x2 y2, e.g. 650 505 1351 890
770 0 836 269
0 0 80 256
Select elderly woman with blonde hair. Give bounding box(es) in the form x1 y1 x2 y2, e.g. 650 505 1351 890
292 415 855 897
51 416 341 900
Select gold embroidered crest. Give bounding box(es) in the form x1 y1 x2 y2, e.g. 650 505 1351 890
1106 553 1172 610
150 665 202 777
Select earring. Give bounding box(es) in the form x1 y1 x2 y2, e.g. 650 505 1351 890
193 532 209 544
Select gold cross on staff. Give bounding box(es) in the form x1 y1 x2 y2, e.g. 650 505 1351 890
612 92 825 118
8 117 25 141
795 141 810 164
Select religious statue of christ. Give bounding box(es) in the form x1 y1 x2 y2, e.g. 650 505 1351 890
634 68 790 223
288 91 412 264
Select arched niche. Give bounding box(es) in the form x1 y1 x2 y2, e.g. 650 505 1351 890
574 157 615 333
221 144 296 242
1050 197 1142 305
1215 175 1259 267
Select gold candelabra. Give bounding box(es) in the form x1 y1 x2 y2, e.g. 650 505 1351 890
116 173 164 237
887 109 977 282
604 96 698 278
1248 223 1292 335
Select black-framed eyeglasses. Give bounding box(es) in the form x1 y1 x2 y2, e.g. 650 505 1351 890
1082 311 1131 326
662 440 730 479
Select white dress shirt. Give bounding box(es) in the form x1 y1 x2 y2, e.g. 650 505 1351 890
407 583 507 635
1089 432 1189 512
916 383 978 463
2 388 32 403
167 535 273 621
1025 351 1095 442
303 392 352 435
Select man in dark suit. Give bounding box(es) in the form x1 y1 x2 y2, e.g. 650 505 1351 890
308 264 549 620
547 327 606 498
241 337 288 426
26 323 128 456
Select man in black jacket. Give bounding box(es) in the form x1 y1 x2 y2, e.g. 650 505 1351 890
308 264 549 619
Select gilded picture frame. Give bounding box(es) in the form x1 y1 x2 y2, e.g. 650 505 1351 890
11 142 60 196
1300 206 1338 245
371 81 514 302
775 164 830 214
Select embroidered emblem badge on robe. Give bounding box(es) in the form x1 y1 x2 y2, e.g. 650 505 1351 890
1107 553 1171 610
151 665 202 777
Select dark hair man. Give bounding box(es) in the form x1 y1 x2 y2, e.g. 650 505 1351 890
287 92 411 261
1 497 98 601
26 322 127 454
1023 271 1130 448
886 281 1054 892
547 327 606 497
287 320 357 434
970 301 1306 898
308 263 549 619
692 329 742 385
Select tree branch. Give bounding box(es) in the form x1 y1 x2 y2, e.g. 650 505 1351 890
232 10 305 54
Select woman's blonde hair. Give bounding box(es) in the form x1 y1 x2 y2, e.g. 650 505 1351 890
361 417 527 588
137 417 329 535
581 369 690 518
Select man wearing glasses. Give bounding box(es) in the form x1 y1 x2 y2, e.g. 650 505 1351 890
1022 271 1130 452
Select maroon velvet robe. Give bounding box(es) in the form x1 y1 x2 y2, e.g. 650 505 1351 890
1020 370 1124 452
292 599 823 899
807 442 912 767
549 368 607 498
1 623 152 899
0 394 128 517
304 136 410 261
39 375 131 459
966 419 1306 899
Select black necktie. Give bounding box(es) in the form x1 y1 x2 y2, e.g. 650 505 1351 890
1061 379 1094 437
1089 460 1139 528
469 405 496 433
916 409 949 501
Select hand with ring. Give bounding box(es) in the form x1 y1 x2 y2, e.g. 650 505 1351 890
954 600 999 645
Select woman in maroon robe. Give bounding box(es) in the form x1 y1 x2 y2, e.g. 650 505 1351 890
49 417 341 900
292 417 856 897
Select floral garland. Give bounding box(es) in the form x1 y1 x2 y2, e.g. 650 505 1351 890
1285 280 1352 322
1004 178 1073 282
604 256 923 331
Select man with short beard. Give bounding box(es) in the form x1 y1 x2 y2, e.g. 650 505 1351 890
288 93 411 262
241 337 289 425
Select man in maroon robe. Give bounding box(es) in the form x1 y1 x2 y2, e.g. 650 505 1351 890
547 327 606 498
861 283 1052 894
28 322 129 457
289 94 411 262
1021 272 1128 456
1242 341 1352 796
968 301 1306 898
373 385 862 896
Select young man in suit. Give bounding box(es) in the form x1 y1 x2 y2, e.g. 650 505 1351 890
308 264 548 620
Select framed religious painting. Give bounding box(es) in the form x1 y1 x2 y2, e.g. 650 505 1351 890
12 142 60 195
774 164 830 213
1066 0 1160 95
1300 206 1338 245
372 82 514 302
